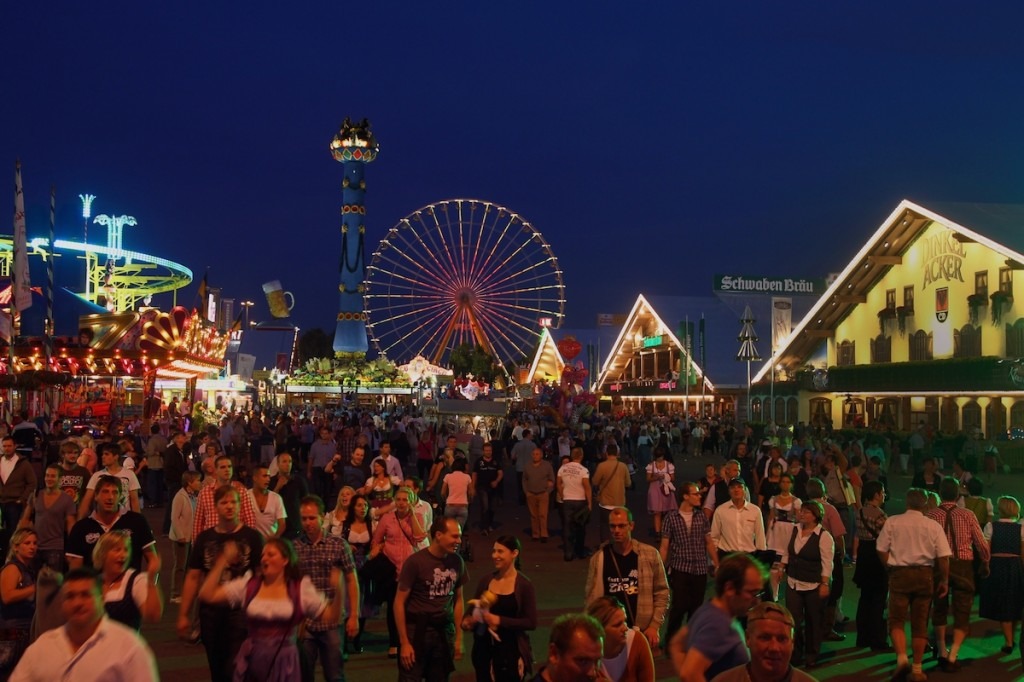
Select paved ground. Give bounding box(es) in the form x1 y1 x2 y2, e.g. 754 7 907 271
141 454 1024 681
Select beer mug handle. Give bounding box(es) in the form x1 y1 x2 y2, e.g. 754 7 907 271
284 291 295 311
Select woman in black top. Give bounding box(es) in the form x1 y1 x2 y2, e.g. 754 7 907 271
462 535 537 681
0 528 37 676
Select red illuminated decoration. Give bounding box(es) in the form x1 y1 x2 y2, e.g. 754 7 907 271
557 336 582 361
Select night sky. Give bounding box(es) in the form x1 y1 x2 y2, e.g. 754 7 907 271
4 2 1024 365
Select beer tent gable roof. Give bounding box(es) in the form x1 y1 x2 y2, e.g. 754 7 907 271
753 200 1024 382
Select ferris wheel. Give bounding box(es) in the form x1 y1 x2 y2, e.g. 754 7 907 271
364 199 566 373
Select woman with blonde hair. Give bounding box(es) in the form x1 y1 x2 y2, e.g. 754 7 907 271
585 596 654 682
0 528 37 675
323 486 355 537
93 529 163 630
77 433 97 473
980 495 1024 654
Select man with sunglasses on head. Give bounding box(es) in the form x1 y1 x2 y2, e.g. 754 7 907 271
710 602 819 682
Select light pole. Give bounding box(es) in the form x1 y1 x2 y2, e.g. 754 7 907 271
241 300 255 328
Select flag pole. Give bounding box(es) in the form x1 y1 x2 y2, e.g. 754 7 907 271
44 185 56 427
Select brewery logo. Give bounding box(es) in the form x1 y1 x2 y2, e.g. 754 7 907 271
936 287 949 323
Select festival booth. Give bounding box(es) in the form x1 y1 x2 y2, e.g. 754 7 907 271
594 294 735 416
30 306 231 420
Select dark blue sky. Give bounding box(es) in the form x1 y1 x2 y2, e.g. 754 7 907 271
4 2 1024 360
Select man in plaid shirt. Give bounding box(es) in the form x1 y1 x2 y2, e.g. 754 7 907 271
192 455 256 538
925 477 990 672
297 495 360 681
660 480 717 642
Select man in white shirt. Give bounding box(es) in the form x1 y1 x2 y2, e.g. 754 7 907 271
709 479 767 562
11 568 158 682
248 465 286 538
876 488 952 682
557 447 592 562
78 443 142 519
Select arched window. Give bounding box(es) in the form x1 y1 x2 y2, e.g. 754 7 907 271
871 334 891 363
909 330 933 361
774 398 786 424
809 398 832 430
986 399 1006 438
1011 401 1024 430
786 398 799 425
837 340 856 366
954 324 981 358
1007 319 1024 357
961 401 981 433
751 397 762 421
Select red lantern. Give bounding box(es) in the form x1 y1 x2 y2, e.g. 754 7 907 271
557 336 582 361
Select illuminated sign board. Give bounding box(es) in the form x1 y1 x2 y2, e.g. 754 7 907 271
642 335 664 348
714 275 825 295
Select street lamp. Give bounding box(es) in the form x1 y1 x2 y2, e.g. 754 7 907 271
241 300 255 328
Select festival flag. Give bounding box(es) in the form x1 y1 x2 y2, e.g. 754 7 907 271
771 297 792 352
12 161 31 311
229 312 243 333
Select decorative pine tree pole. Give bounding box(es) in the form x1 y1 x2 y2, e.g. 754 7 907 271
736 305 761 422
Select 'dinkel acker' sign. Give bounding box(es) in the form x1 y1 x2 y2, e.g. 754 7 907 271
714 274 826 295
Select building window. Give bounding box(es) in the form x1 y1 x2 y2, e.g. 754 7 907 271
786 397 799 425
1007 319 1024 356
962 401 981 432
837 340 856 366
903 286 915 312
885 289 896 309
975 271 989 297
954 324 982 358
871 334 891 363
909 330 933 361
1011 401 1024 430
1000 267 1013 295
809 398 832 430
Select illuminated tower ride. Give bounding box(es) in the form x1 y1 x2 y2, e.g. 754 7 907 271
329 118 378 354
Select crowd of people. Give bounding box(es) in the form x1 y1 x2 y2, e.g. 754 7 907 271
0 403 1018 681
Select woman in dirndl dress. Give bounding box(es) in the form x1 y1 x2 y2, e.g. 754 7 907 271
979 495 1024 654
200 537 339 682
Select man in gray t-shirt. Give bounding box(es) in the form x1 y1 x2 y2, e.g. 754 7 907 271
394 517 468 681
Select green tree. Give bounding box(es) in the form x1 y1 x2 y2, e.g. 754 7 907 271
450 343 474 377
298 328 334 364
470 346 499 382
